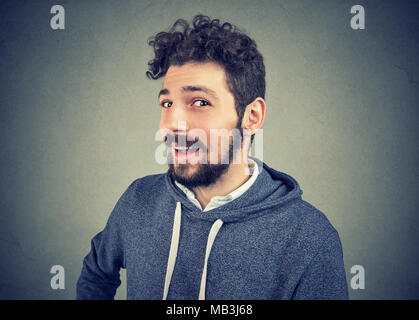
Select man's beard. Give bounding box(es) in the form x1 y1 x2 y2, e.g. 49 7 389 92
168 126 244 189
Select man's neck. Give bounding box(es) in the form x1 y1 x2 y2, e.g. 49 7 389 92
191 156 254 210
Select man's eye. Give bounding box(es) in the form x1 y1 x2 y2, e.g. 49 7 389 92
161 101 172 108
192 100 210 107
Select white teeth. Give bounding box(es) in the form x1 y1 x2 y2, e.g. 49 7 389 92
174 146 188 150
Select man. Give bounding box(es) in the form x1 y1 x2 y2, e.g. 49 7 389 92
76 14 349 300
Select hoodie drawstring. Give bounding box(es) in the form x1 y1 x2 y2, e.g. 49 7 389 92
162 202 182 300
199 218 223 300
162 201 224 300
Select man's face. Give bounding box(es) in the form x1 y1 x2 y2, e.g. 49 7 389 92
158 61 242 188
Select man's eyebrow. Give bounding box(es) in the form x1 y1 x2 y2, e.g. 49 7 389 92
182 86 219 100
158 86 219 100
158 88 169 99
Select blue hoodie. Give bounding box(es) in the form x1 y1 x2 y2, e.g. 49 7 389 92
76 159 349 300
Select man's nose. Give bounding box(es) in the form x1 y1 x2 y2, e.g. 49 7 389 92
163 104 189 132
160 104 189 140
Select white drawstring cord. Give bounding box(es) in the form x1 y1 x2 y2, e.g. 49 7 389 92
162 202 182 300
199 219 224 300
162 201 224 300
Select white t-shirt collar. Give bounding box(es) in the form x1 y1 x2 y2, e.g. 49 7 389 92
174 158 259 212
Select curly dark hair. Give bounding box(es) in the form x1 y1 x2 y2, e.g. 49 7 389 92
146 14 266 143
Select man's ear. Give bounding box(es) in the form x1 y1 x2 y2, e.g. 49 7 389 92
241 97 266 135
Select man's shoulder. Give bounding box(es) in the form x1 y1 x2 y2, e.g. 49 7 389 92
129 172 167 190
117 172 168 205
295 200 336 232
279 198 340 246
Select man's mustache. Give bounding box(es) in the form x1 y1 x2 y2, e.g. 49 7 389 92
163 134 207 151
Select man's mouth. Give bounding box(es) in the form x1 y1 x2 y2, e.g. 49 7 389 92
173 145 190 151
171 141 205 163
163 134 207 164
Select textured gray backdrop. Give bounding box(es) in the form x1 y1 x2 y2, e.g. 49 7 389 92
0 0 418 299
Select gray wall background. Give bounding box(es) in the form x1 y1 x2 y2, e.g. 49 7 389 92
0 0 418 299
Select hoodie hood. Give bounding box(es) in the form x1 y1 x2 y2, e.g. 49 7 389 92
165 157 303 223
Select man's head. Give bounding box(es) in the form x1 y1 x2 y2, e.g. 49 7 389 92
147 14 266 188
